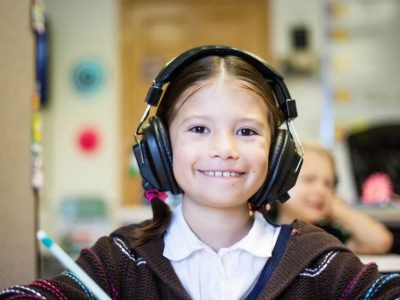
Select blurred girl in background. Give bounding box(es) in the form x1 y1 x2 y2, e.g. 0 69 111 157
275 141 394 254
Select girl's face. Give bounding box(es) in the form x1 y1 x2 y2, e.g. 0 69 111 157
169 78 272 210
281 150 336 224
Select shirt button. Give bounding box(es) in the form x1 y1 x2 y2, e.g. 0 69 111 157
215 283 220 290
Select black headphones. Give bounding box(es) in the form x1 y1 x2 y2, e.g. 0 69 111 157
133 45 303 208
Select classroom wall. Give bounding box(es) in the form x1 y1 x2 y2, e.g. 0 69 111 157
272 0 400 201
271 0 325 139
40 0 120 243
0 0 36 288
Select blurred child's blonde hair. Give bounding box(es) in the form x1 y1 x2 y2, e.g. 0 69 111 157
302 140 338 187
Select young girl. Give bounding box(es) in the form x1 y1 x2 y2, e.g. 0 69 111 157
1 46 399 299
274 142 394 255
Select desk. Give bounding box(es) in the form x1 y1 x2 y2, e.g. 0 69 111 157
358 254 400 273
351 204 400 225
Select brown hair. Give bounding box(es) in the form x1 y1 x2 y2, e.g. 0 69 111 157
133 55 284 246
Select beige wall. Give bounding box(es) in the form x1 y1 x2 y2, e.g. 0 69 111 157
0 0 36 288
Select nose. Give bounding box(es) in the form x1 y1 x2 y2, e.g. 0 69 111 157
208 131 239 159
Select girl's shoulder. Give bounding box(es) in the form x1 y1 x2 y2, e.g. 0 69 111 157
282 220 350 273
109 221 166 259
291 219 347 246
264 221 400 299
317 221 351 244
109 221 153 249
111 222 143 239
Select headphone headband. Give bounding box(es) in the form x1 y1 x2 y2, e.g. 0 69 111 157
144 45 297 121
155 46 283 84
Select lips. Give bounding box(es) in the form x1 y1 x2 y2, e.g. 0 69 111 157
200 170 244 177
308 201 325 211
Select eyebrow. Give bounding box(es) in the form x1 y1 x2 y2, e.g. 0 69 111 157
180 115 267 128
236 117 266 127
179 114 211 126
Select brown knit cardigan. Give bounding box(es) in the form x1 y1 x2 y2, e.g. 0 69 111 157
1 220 399 299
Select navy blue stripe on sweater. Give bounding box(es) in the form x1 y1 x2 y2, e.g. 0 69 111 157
244 224 292 300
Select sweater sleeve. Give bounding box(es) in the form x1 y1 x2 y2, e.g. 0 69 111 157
0 236 129 300
304 250 400 299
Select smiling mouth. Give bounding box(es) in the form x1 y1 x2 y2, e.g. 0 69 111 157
200 170 244 177
308 202 324 210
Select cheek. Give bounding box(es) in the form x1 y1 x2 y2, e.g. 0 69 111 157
250 142 270 168
287 187 307 209
171 153 188 193
279 201 301 221
247 148 269 181
170 130 186 162
288 182 307 199
288 187 300 198
171 139 196 183
258 156 269 179
171 141 186 168
285 195 304 211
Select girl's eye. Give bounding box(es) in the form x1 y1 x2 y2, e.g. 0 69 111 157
237 128 257 136
302 175 315 184
323 179 335 190
189 125 209 134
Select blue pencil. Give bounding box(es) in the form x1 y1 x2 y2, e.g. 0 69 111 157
37 230 111 300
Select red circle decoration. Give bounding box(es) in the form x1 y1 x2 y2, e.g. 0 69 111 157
77 127 100 154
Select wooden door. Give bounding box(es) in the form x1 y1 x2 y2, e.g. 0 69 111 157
120 0 272 205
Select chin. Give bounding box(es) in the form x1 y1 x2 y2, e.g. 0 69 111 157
307 216 325 224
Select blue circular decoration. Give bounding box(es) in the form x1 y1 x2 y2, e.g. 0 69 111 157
72 58 105 95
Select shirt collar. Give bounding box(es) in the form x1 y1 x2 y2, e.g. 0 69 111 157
163 204 204 261
163 204 278 261
226 212 278 257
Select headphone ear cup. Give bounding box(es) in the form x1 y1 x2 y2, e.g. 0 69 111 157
267 129 288 188
249 129 302 208
147 116 181 194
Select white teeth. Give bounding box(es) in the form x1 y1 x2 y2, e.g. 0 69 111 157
203 171 240 177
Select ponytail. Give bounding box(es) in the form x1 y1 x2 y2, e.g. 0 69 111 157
132 198 172 247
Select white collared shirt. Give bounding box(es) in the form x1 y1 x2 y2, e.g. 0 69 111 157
163 204 281 300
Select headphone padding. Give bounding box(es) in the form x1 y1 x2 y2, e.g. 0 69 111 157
266 130 288 193
268 136 301 203
143 124 169 190
249 130 294 208
149 116 181 194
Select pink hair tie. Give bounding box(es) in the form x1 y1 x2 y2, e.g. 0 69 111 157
145 189 167 202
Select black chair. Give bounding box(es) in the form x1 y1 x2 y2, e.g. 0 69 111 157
346 123 400 200
346 123 400 254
